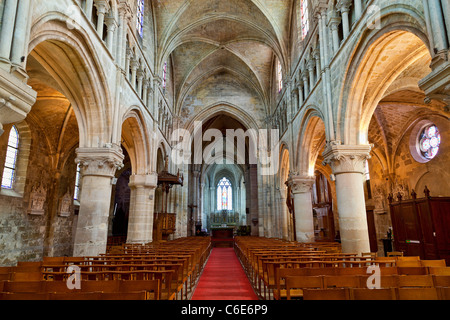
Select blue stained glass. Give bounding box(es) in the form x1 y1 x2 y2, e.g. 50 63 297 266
217 178 232 211
137 0 144 38
1 126 19 189
420 125 441 160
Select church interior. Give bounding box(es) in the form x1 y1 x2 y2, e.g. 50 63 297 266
0 0 449 301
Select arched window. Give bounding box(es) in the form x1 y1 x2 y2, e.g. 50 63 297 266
217 177 232 211
74 163 82 201
137 0 145 38
277 60 283 93
301 0 310 40
1 126 19 189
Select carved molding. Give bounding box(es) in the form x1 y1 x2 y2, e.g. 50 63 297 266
28 183 47 216
322 141 372 175
287 173 315 194
128 173 158 189
75 146 124 178
58 189 73 217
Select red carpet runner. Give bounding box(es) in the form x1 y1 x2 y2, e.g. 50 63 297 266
191 247 259 300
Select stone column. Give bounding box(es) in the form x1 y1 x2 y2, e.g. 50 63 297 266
337 0 352 38
323 142 372 254
288 174 316 243
73 146 124 257
302 70 309 97
105 17 118 53
94 0 109 38
117 2 131 70
427 0 449 51
313 47 321 80
126 173 158 244
441 0 450 46
329 17 341 54
142 78 149 104
0 0 18 70
192 169 200 233
136 68 144 98
125 48 132 80
130 58 139 90
354 0 363 20
307 59 316 89
85 0 94 21
10 0 31 69
298 81 304 107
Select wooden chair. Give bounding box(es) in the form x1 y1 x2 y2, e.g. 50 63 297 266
437 287 450 300
43 280 76 293
362 253 377 259
428 267 450 275
397 260 422 268
303 288 350 300
420 260 446 268
48 292 102 300
100 291 147 300
432 275 450 288
397 256 420 261
397 275 434 288
387 252 403 257
380 275 399 288
285 276 323 300
396 287 439 300
119 280 160 300
274 267 309 300
3 281 43 293
323 275 361 289
358 274 399 289
10 272 43 282
0 292 49 300
80 280 121 293
351 288 396 300
397 267 428 275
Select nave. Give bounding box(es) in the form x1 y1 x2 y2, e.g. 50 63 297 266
1 236 450 301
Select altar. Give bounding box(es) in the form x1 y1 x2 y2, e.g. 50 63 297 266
211 227 234 248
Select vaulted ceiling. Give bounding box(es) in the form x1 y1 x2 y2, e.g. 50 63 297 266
152 0 295 124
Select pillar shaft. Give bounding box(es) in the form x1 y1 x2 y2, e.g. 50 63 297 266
0 0 18 67
10 0 31 67
127 174 158 244
73 147 124 257
288 175 315 243
323 143 372 254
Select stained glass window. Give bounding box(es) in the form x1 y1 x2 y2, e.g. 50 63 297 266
137 0 144 38
1 126 19 189
419 125 441 160
217 177 232 211
74 163 82 201
301 0 310 40
277 60 283 93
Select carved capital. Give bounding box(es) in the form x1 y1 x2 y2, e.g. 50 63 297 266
322 142 372 175
287 173 315 194
128 173 158 189
76 146 124 178
337 0 353 13
94 0 110 14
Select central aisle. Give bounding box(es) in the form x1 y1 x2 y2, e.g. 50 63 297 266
191 247 259 300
